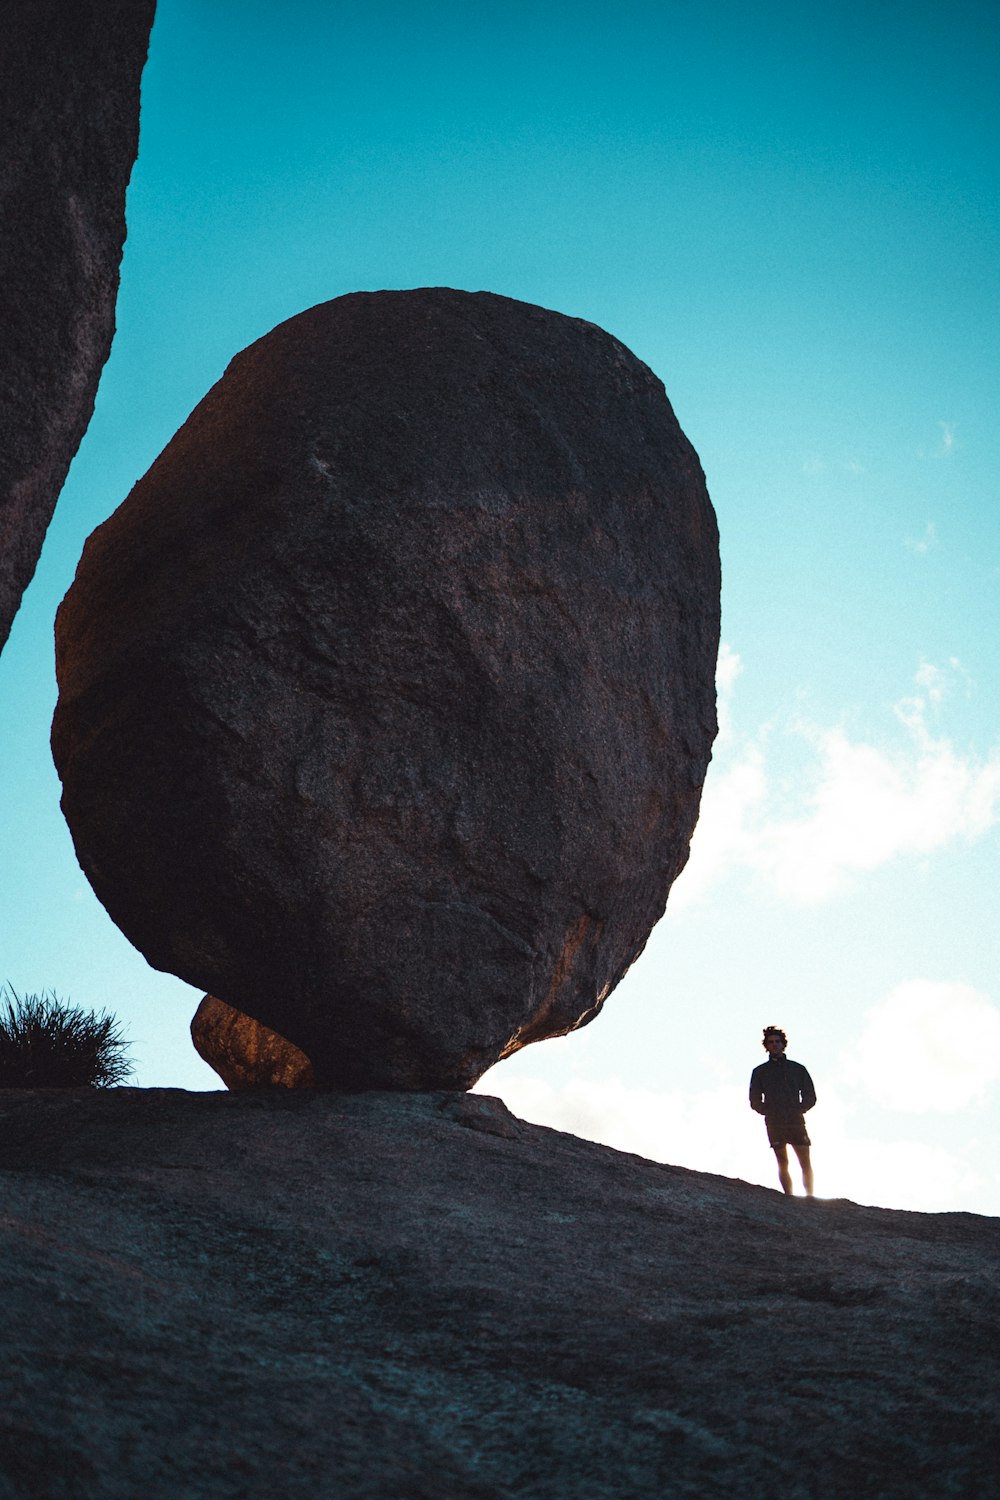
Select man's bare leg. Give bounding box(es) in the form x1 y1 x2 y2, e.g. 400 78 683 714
792 1143 814 1197
773 1144 794 1195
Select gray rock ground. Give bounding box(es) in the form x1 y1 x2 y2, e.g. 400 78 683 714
1 1088 996 1499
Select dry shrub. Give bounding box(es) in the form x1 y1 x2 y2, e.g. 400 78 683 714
0 987 134 1088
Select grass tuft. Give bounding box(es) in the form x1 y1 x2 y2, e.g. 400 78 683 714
0 986 134 1088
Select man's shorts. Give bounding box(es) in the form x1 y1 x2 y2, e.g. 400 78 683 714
765 1112 811 1149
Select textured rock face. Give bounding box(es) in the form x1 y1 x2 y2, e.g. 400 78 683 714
1 1089 998 1499
0 0 156 656
191 994 317 1090
52 288 720 1089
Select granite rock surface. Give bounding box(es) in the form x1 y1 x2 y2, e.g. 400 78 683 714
1 1087 997 1499
52 288 720 1089
0 0 155 656
191 994 317 1090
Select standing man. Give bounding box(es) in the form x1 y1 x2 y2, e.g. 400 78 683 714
749 1026 816 1196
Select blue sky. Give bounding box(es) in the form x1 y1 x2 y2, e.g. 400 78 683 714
2 0 999 1211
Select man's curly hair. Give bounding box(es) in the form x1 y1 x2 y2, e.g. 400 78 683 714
762 1025 787 1048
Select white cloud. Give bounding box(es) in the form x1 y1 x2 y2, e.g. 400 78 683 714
716 641 742 699
819 1131 979 1212
910 656 971 709
905 521 937 554
914 659 947 703
915 423 958 460
672 746 767 905
855 980 1000 1113
714 642 742 743
479 1073 772 1187
676 659 1000 906
478 1071 987 1212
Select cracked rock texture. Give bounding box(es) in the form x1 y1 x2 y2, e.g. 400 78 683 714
1 1088 997 1499
52 288 720 1089
0 0 155 656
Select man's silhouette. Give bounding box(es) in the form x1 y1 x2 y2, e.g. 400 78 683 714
749 1026 816 1196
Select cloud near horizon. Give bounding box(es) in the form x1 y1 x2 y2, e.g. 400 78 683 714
479 1071 984 1213
674 654 1000 905
480 1073 771 1188
854 980 1000 1113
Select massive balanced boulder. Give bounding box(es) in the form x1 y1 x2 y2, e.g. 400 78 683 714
0 0 156 657
52 289 720 1089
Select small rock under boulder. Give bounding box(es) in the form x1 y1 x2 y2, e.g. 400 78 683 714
52 288 720 1089
191 995 317 1091
0 0 155 656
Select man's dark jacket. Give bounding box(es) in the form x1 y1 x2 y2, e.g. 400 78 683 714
749 1056 816 1117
